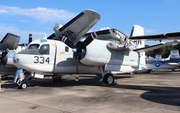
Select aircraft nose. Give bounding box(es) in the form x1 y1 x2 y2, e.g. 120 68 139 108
13 54 22 68
13 54 19 63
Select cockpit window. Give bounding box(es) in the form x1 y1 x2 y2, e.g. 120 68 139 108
28 44 40 49
39 44 49 55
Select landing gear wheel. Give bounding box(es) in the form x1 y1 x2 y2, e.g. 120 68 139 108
52 74 62 82
18 81 27 89
147 70 152 73
103 73 114 85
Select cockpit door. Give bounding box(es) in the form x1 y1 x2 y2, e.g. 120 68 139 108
38 42 57 72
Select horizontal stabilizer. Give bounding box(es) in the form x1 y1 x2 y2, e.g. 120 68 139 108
129 32 180 40
168 62 180 66
134 40 178 52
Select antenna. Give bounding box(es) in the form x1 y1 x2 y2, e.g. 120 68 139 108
44 32 47 39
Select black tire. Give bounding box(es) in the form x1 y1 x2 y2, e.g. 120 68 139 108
147 70 152 73
103 73 114 85
19 81 27 89
52 74 62 82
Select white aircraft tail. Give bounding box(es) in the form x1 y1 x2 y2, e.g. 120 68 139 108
130 25 145 48
130 25 146 70
170 48 180 59
155 54 162 61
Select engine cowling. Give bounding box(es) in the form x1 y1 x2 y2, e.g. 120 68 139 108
79 39 138 67
79 40 110 66
1 50 16 66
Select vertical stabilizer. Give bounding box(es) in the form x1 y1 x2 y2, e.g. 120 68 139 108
170 48 180 59
130 25 145 48
130 25 144 36
155 54 162 61
130 25 146 70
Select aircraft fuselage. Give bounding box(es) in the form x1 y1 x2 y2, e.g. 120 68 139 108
14 39 139 75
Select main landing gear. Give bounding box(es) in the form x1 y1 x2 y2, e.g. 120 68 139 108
52 74 62 82
146 69 152 73
100 67 115 85
103 73 114 85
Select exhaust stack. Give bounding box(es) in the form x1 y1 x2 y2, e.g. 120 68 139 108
28 34 32 44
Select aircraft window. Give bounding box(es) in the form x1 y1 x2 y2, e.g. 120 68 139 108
28 44 40 49
39 44 49 55
65 46 69 52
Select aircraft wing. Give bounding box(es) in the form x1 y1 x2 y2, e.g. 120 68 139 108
129 32 180 40
48 10 100 43
134 40 178 52
0 33 20 50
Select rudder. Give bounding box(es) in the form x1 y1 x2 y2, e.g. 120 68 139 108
130 25 146 70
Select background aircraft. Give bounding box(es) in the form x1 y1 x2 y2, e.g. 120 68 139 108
146 48 180 73
12 9 180 89
0 33 20 78
0 34 32 79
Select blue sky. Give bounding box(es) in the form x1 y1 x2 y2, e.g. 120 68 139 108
0 0 180 45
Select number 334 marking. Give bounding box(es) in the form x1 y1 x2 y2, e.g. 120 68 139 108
34 56 50 64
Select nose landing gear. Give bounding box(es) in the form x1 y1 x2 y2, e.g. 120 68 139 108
14 68 31 89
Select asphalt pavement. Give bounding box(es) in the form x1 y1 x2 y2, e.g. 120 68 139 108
0 69 180 113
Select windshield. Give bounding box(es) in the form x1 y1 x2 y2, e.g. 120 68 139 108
28 44 40 49
39 44 49 55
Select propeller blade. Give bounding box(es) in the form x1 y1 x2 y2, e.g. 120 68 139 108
0 48 9 64
53 23 76 49
73 32 97 81
60 36 76 48
79 32 97 49
75 52 79 81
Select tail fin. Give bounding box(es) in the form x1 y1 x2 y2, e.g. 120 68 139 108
130 25 146 70
170 48 180 59
130 25 145 48
155 54 162 61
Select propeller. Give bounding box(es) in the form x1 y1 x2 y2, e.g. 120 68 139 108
74 32 97 81
0 48 9 65
53 24 97 81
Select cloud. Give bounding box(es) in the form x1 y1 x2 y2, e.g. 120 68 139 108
144 28 157 34
0 24 51 43
0 5 77 22
100 27 111 30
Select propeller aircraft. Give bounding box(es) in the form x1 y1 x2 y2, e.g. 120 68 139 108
12 9 180 89
0 33 20 78
0 33 31 78
146 48 180 72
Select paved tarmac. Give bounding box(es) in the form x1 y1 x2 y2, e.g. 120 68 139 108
0 69 180 113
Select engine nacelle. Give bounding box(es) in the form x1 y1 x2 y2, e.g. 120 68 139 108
1 50 16 66
79 40 110 66
79 39 138 67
